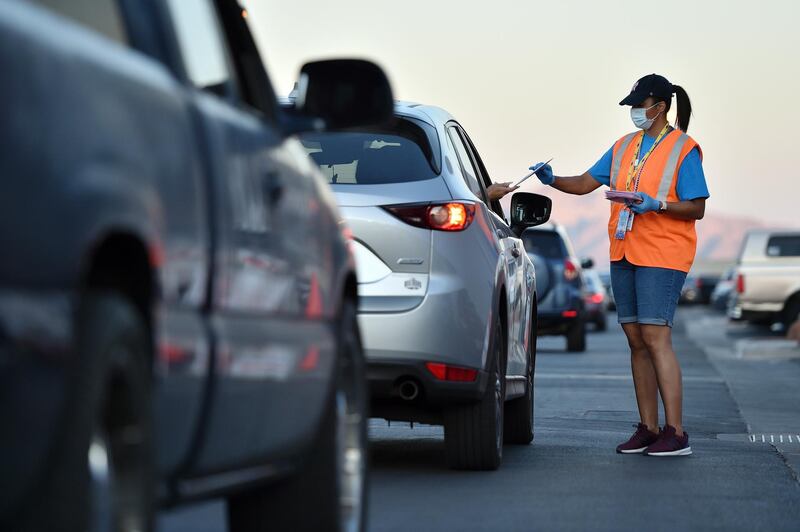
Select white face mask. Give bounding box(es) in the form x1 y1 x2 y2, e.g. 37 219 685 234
630 103 662 130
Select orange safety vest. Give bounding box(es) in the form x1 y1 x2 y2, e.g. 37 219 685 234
608 129 703 272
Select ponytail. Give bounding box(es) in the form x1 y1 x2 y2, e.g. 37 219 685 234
672 85 692 132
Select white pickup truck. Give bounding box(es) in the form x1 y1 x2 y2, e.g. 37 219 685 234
730 230 800 329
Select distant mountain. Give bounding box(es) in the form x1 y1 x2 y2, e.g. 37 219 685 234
502 192 782 272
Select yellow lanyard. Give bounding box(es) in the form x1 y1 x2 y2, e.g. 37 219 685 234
624 125 670 191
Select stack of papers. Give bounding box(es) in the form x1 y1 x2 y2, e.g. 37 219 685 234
605 191 642 204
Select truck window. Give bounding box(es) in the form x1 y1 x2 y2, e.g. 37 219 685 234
31 0 127 43
165 0 233 93
766 235 800 257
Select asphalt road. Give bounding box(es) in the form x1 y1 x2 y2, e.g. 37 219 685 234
160 306 800 532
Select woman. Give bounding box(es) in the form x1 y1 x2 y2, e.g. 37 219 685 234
530 73 709 457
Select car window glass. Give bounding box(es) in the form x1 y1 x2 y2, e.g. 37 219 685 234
447 127 486 202
300 118 439 185
31 0 127 43
165 0 232 91
521 230 565 259
766 235 800 257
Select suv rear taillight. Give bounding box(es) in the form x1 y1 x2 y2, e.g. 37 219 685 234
736 273 745 294
564 258 579 281
425 362 478 382
384 202 476 232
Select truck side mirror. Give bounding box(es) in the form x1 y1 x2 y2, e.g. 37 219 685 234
510 193 552 236
286 59 394 133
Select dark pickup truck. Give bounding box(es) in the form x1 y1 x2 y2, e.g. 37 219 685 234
0 1 393 531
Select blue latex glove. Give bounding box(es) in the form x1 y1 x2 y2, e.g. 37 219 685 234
628 192 660 214
530 163 554 185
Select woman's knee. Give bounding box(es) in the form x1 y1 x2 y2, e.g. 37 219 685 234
641 326 670 354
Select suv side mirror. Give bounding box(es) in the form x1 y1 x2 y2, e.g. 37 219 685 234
510 193 552 236
580 258 594 269
286 59 394 134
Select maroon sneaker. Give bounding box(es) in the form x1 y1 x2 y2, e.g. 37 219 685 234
645 425 692 456
616 423 660 454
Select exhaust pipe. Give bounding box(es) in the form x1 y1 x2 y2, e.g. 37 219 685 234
398 380 419 401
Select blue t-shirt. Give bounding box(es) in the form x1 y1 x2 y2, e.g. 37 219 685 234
588 133 710 200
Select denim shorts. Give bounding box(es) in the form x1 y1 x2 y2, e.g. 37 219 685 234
609 258 687 327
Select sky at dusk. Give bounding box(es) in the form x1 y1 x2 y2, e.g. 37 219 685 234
244 0 799 226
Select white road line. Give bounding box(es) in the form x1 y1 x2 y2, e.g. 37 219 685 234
789 435 793 443
536 373 723 383
762 435 766 443
749 434 756 443
780 435 784 443
770 435 775 443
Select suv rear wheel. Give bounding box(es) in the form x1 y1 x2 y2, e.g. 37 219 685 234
566 318 587 352
444 318 506 470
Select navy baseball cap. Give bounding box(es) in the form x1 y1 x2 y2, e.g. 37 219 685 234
619 74 674 106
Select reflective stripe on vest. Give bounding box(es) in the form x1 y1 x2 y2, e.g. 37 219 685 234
655 133 689 202
610 132 637 190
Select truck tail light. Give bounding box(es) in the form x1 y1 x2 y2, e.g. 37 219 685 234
425 362 478 382
564 258 579 281
736 273 745 294
383 202 476 232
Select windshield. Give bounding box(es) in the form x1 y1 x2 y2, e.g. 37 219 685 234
521 230 565 259
300 117 441 185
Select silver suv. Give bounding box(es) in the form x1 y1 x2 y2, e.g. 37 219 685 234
297 102 552 470
730 230 800 329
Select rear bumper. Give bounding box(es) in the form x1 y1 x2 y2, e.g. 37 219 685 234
537 311 581 336
0 289 74 517
367 360 488 423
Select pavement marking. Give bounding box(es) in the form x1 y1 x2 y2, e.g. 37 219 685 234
748 434 800 446
536 373 723 383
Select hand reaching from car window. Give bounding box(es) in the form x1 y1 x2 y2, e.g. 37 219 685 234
487 182 519 201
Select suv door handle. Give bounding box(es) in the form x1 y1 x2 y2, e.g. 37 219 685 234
511 243 521 258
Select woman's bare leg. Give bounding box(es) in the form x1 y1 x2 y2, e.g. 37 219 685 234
640 324 683 435
621 322 659 432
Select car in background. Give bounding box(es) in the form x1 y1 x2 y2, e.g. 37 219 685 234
0 1 393 530
711 268 736 311
583 269 609 331
295 101 552 470
521 224 587 352
598 271 616 310
729 230 800 329
694 274 720 304
680 276 701 304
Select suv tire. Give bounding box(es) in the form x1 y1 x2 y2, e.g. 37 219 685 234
227 299 368 532
444 318 505 470
566 318 587 352
504 323 535 445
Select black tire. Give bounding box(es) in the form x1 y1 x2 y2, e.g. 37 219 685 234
11 291 154 532
566 319 587 352
783 297 800 331
444 318 506 470
227 299 368 532
504 321 535 445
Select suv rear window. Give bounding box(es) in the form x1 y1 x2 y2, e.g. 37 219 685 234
522 230 565 259
766 235 800 257
300 117 440 185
